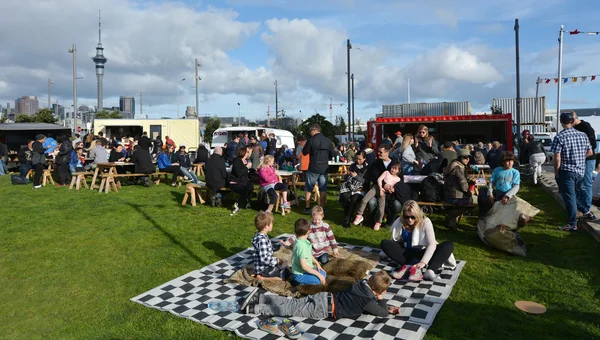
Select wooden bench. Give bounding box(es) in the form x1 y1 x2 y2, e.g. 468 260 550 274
69 171 93 190
182 183 207 206
42 168 55 186
416 201 477 222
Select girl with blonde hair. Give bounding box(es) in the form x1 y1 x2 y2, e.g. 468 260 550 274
258 155 290 213
399 133 419 175
380 200 456 281
414 125 439 162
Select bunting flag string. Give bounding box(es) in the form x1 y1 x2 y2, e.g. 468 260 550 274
540 75 598 84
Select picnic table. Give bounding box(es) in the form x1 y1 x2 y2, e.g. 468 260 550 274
403 175 486 187
276 169 302 206
90 162 135 193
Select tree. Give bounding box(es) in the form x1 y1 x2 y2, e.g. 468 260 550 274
204 117 221 145
15 114 33 123
34 108 58 123
96 110 123 119
0 117 7 123
298 114 337 140
334 115 347 136
491 105 503 115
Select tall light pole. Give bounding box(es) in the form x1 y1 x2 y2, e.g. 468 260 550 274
556 25 565 132
69 44 77 130
237 103 241 125
176 78 185 119
346 39 352 141
351 73 355 142
48 79 54 109
195 59 201 119
515 18 522 136
274 80 278 127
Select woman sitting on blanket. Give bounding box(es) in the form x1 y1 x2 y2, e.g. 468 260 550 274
380 200 456 282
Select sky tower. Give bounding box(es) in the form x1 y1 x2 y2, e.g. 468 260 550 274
92 10 107 111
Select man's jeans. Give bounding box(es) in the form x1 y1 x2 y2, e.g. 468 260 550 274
368 197 402 225
0 159 7 176
557 170 584 227
576 159 595 214
180 167 199 183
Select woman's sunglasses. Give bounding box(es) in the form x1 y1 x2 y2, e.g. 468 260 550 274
403 215 416 220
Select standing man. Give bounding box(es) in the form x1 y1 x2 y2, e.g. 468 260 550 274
31 134 46 189
0 139 7 176
572 110 597 220
266 132 277 156
226 134 240 163
551 112 593 231
302 124 335 213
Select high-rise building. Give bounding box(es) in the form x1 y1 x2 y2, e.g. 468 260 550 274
15 96 39 115
92 10 108 111
119 96 135 113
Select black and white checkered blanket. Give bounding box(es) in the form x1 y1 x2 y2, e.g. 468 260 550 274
131 234 465 340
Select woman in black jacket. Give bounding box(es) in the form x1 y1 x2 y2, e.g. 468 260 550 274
194 144 209 164
522 134 546 184
229 145 254 214
55 135 73 186
339 151 368 228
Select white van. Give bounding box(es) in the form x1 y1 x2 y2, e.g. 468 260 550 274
211 126 295 150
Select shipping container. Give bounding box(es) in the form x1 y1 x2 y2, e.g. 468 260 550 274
381 101 472 117
492 97 546 133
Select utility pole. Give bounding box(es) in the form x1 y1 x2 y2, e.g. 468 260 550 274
556 25 564 133
534 77 541 131
346 39 352 141
351 74 355 142
515 18 522 135
407 78 411 104
274 80 278 127
48 79 54 109
69 44 77 131
195 58 201 119
138 92 142 118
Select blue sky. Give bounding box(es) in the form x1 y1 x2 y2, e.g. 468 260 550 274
2 0 600 122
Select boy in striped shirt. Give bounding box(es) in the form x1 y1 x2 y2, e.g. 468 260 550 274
282 205 341 264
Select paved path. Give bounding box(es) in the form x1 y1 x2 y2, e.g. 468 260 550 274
539 165 600 242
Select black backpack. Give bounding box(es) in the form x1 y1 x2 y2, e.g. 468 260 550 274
419 173 444 202
11 175 30 185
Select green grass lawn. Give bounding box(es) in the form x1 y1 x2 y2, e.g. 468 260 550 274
1 176 599 340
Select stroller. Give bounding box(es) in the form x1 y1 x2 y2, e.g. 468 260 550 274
518 163 535 184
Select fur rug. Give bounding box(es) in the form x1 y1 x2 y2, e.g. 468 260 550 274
224 246 380 297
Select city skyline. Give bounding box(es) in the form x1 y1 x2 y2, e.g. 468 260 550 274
1 0 600 121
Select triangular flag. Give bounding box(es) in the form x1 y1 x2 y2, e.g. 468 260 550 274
554 78 559 83
545 78 551 84
592 76 596 81
563 78 568 83
573 77 578 82
582 76 587 82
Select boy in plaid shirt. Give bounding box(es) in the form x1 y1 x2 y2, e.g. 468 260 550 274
251 212 284 279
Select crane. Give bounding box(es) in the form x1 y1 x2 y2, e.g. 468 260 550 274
325 97 345 122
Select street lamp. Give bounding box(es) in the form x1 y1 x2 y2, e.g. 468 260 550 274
69 44 77 131
237 103 241 126
48 79 54 109
176 78 185 118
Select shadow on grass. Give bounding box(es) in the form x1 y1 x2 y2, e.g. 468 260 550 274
169 190 186 205
429 300 600 340
202 241 246 259
127 202 206 266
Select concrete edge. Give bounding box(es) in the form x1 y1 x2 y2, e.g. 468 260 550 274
538 172 600 243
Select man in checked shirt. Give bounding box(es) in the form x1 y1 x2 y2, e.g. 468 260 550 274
251 212 286 280
552 111 593 231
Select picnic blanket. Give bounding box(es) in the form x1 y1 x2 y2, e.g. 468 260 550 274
131 234 465 340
